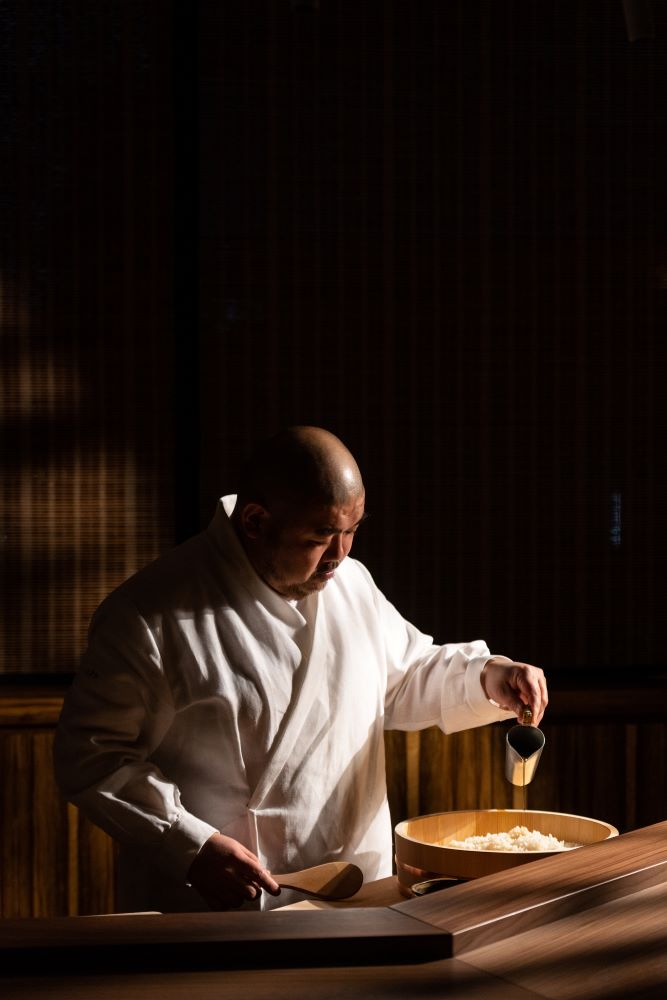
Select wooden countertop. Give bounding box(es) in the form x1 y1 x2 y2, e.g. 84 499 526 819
2 820 667 998
461 877 667 999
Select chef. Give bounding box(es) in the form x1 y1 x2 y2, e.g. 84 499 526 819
54 426 548 912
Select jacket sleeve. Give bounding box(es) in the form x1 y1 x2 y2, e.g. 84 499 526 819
357 567 515 734
53 596 217 883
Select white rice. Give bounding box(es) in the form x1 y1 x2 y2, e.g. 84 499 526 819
444 824 580 852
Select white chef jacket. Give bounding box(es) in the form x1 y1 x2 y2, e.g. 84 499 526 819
54 495 513 912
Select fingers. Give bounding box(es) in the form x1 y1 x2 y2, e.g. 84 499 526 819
237 858 280 897
233 845 280 896
196 871 261 910
188 832 281 909
258 868 281 896
512 662 548 724
483 658 549 725
537 669 548 723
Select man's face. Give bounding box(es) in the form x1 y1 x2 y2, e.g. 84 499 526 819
247 494 366 600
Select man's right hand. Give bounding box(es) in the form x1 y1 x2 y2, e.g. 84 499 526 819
187 832 281 909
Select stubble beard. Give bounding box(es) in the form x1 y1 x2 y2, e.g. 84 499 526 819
261 553 340 601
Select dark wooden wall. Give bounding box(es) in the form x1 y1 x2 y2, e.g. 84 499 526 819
0 689 115 917
1 0 666 917
1 2 175 674
2 3 664 672
198 0 666 672
3 680 667 917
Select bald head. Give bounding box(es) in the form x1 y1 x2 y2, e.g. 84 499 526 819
237 426 364 511
232 428 366 599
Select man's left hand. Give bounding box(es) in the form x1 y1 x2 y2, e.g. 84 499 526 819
481 657 548 725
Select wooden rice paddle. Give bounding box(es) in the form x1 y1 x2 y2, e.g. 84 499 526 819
273 861 363 900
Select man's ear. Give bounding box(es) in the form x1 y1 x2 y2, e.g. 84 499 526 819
239 502 270 540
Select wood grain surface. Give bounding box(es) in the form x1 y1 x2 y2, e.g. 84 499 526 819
396 713 667 842
395 808 617 880
461 879 667 999
4 843 667 998
3 820 667 977
0 907 448 973
0 721 116 918
0 959 545 1000
0 690 64 728
3 685 667 920
393 821 667 955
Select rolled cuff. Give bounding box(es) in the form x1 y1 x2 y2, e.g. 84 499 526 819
153 811 219 883
441 654 515 734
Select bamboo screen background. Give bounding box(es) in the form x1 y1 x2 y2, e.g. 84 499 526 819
2 1 665 677
1 5 175 673
199 2 665 673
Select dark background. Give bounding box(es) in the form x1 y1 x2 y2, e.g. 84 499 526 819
1 0 665 677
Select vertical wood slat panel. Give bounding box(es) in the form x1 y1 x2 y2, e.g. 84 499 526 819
0 728 116 918
1 3 174 676
1 687 665 917
0 733 33 917
67 803 80 917
76 813 116 917
31 733 68 917
404 731 421 820
386 714 661 839
200 0 664 677
0 693 116 918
